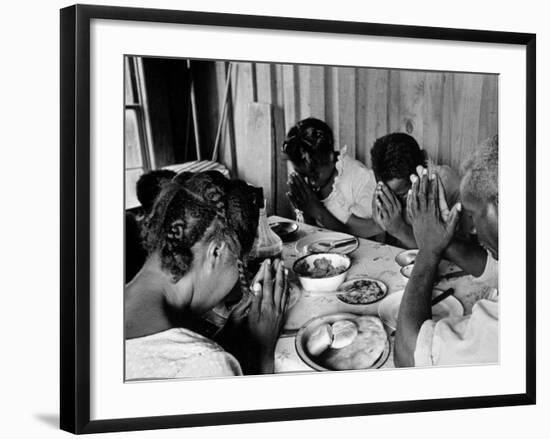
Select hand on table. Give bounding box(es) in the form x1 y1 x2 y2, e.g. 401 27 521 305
407 169 461 257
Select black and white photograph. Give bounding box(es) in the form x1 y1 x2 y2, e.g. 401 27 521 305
123 57 499 380
2 0 545 436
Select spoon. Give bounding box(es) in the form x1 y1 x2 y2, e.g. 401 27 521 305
311 237 357 252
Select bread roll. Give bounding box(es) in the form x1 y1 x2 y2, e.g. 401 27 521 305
330 320 358 349
306 323 333 356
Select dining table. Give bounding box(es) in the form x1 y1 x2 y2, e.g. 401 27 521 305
269 215 494 373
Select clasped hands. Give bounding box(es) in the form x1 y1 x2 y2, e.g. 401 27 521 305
374 166 461 256
225 259 289 355
286 172 323 216
407 167 461 256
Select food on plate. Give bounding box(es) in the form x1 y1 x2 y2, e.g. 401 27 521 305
295 256 347 278
337 279 386 304
330 320 358 349
306 323 333 356
320 316 387 370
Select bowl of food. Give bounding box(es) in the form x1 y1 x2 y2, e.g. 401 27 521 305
292 253 351 292
295 313 390 371
336 277 388 305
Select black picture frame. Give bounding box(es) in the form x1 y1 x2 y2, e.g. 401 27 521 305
60 4 536 434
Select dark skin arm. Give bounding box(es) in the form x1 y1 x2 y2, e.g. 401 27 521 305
394 249 440 367
376 176 487 276
288 173 382 238
394 171 461 367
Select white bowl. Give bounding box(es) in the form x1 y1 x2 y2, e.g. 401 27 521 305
293 253 351 292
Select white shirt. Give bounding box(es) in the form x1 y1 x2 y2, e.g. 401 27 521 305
475 252 499 289
414 297 498 367
321 146 377 224
413 254 499 367
126 327 242 380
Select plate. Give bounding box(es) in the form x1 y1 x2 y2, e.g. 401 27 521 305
269 221 299 241
296 231 359 255
378 289 464 331
336 277 388 305
295 313 390 371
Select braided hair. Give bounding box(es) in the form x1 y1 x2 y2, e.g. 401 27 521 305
136 169 177 213
282 117 335 168
370 133 427 182
142 171 260 284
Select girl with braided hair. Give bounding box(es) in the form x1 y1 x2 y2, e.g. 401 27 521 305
283 117 382 239
125 171 288 379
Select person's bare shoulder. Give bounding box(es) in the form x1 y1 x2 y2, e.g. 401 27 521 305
435 164 461 204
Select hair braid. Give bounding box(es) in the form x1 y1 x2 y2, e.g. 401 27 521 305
236 258 251 298
141 171 260 283
282 117 335 168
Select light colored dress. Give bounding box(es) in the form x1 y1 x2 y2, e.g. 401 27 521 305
125 327 242 380
321 146 377 224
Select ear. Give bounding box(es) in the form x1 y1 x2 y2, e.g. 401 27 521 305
205 239 227 270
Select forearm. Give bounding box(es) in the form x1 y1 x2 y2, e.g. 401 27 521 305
394 249 440 367
347 215 383 239
213 325 251 370
218 327 275 375
443 240 488 277
312 206 383 239
244 345 275 375
309 205 350 234
389 223 418 249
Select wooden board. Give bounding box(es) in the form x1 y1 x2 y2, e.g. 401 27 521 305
423 72 445 163
337 67 356 157
362 69 389 167
255 63 276 105
309 65 326 120
398 70 426 148
282 64 299 133
207 63 497 218
324 66 339 149
478 74 499 144
243 103 276 213
231 63 255 180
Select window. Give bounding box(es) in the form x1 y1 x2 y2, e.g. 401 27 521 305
124 56 155 209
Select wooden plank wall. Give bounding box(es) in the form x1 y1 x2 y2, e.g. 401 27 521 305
213 62 498 216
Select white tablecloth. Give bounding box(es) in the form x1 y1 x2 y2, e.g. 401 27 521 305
270 216 492 373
